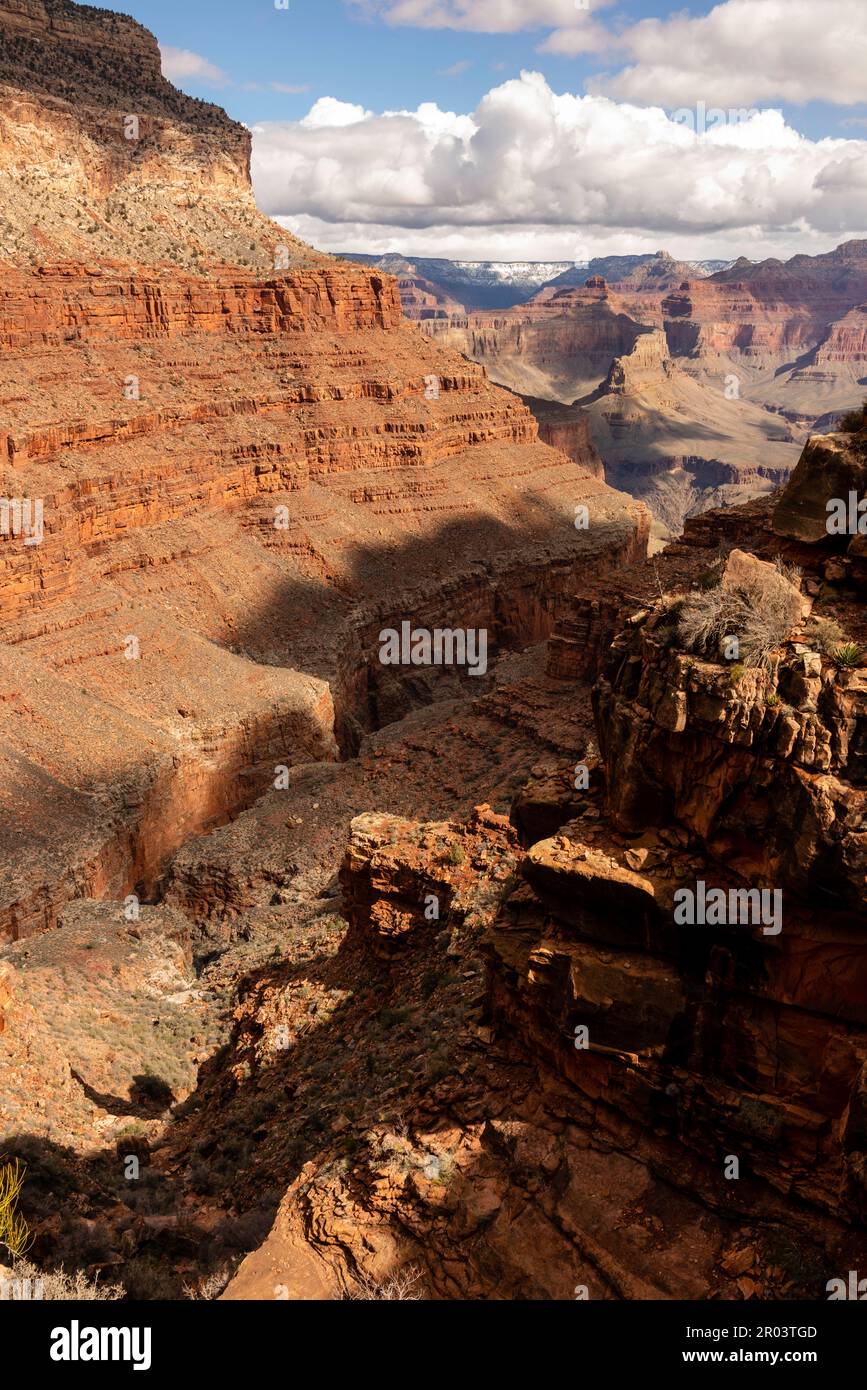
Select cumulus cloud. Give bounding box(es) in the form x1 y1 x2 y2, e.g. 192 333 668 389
352 0 867 110
589 0 867 108
300 98 374 128
252 70 867 258
159 44 229 87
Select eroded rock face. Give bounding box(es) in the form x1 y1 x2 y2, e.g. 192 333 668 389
222 809 771 1302
519 395 605 480
420 288 650 403
485 811 867 1227
773 428 867 547
0 3 647 942
0 0 300 271
593 603 865 906
417 243 867 539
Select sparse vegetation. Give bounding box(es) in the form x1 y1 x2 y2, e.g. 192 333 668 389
811 616 846 657
678 558 802 671
345 1264 425 1301
0 1159 33 1260
7 1258 122 1301
183 1265 235 1300
839 399 867 432
834 642 861 668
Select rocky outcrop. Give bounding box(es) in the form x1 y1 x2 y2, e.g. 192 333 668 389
773 425 867 548
519 396 605 479
481 490 866 1232
594 603 865 905
0 0 308 270
223 807 799 1302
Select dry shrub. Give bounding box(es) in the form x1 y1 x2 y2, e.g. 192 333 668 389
6 1258 123 1300
346 1265 425 1301
811 617 846 656
678 558 802 671
183 1265 235 1300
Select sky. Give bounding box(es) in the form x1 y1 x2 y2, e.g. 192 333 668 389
104 0 867 263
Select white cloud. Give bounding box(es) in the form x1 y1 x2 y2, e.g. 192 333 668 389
300 98 373 128
591 0 867 108
352 0 867 110
536 21 613 57
159 44 229 87
349 0 607 33
251 70 867 259
438 60 474 77
277 213 846 265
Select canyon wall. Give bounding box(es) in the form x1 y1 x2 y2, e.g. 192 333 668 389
0 0 308 271
413 247 867 538
0 2 648 942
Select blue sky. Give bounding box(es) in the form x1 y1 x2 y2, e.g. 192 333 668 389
108 0 858 138
102 0 867 262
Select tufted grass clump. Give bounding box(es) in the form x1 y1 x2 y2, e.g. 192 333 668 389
834 642 861 668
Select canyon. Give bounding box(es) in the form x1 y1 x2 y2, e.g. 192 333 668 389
1 0 865 1307
389 244 867 540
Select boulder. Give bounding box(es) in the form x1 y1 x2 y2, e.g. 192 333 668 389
773 431 867 544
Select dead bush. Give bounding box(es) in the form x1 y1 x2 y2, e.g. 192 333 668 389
678 558 802 670
811 616 847 657
345 1265 425 1301
5 1258 123 1301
